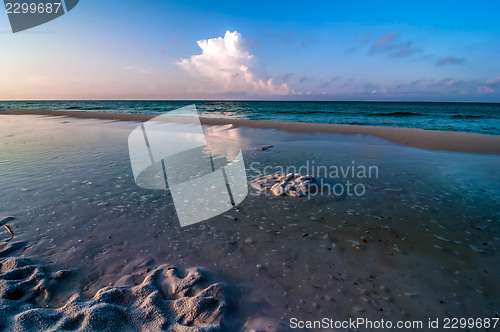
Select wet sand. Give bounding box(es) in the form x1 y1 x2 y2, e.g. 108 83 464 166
2 108 500 155
0 111 499 331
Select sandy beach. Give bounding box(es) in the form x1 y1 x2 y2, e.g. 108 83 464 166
1 109 499 331
4 0 500 330
2 108 500 155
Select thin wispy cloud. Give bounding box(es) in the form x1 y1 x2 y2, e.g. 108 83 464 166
435 56 465 66
279 73 294 81
345 46 357 54
177 30 293 95
370 33 397 53
122 66 155 74
318 81 331 89
429 78 463 87
478 77 500 94
314 77 497 100
299 35 316 48
484 77 500 86
361 34 372 45
369 33 419 58
299 75 311 83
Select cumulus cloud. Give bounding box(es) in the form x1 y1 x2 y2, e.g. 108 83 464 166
177 31 293 95
435 56 465 66
369 33 419 58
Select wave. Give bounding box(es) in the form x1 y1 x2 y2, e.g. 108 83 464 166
451 114 484 119
370 111 423 117
65 106 112 111
79 106 112 111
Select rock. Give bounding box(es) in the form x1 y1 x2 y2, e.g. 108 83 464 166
250 173 315 198
287 189 302 197
277 173 293 182
250 181 268 191
255 145 273 151
297 183 309 193
297 175 312 182
270 183 285 196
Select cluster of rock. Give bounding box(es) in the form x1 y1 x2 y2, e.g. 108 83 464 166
250 173 314 197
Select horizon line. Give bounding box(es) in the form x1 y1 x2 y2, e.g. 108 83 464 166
1 99 500 104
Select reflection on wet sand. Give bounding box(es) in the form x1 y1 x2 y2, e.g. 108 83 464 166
0 114 499 330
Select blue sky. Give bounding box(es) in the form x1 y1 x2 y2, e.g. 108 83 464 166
1 0 499 101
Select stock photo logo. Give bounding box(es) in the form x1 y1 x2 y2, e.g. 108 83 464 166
128 105 248 227
3 0 79 33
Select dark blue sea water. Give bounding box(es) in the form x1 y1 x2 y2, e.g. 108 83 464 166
1 100 499 135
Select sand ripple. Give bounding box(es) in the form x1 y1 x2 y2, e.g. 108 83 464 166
0 257 228 331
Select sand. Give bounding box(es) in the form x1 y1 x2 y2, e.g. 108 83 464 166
0 110 499 331
0 257 227 331
2 108 499 155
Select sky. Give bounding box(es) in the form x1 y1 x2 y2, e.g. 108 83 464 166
1 0 500 101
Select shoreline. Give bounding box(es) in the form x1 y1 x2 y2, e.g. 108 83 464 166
1 108 499 330
2 107 500 155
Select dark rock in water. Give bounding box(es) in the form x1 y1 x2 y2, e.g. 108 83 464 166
254 145 273 151
250 173 314 197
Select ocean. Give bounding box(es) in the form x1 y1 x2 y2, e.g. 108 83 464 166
1 100 499 135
